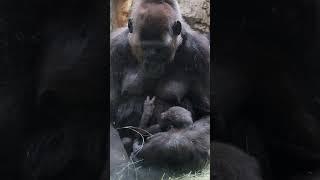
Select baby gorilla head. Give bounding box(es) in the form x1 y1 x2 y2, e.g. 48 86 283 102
160 106 193 131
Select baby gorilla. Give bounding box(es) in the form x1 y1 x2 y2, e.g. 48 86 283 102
130 96 210 170
122 96 193 154
122 96 193 153
132 96 194 149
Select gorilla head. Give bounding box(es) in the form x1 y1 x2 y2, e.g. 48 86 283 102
128 0 183 77
160 106 193 130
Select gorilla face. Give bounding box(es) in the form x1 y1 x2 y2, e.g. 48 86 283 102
140 36 172 76
128 1 182 78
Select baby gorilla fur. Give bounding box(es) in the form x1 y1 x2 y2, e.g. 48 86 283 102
121 96 193 153
124 96 209 170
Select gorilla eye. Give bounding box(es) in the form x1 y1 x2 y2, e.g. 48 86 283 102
128 18 133 33
172 21 181 36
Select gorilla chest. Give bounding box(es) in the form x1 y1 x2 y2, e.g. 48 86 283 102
121 70 190 103
154 77 190 104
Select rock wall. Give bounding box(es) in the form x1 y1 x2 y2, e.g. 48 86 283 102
178 0 210 33
110 0 210 33
110 0 133 30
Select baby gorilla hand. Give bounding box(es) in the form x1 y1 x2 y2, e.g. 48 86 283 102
143 96 156 116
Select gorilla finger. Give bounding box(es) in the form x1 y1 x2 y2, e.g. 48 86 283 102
151 96 156 103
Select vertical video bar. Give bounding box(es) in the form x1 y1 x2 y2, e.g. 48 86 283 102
2 0 107 179
213 0 320 179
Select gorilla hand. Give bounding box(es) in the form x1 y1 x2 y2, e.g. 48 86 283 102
143 96 156 117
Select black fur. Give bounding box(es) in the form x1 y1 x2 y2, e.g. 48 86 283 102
131 102 209 170
134 117 210 170
110 0 210 173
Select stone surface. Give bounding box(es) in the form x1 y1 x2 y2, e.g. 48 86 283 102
178 0 210 33
110 0 210 33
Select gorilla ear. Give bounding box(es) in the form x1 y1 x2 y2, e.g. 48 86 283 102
128 18 133 33
172 21 182 36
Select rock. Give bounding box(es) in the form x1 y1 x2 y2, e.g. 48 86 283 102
110 0 210 33
177 0 210 33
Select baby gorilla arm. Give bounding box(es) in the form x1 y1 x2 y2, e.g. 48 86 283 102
139 96 156 129
122 96 156 153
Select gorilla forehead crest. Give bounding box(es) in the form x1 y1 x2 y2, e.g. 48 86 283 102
132 0 181 32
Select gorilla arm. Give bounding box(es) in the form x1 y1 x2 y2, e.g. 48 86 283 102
187 29 210 119
110 28 131 120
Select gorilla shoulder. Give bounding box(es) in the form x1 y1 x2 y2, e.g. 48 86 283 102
174 24 210 73
110 28 130 55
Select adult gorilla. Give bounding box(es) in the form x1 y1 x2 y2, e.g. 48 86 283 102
110 0 210 171
2 1 106 179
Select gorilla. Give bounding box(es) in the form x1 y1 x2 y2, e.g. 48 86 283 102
157 105 194 130
120 95 195 154
2 1 106 179
124 96 209 170
133 112 209 170
213 0 320 179
134 96 194 136
110 0 210 173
